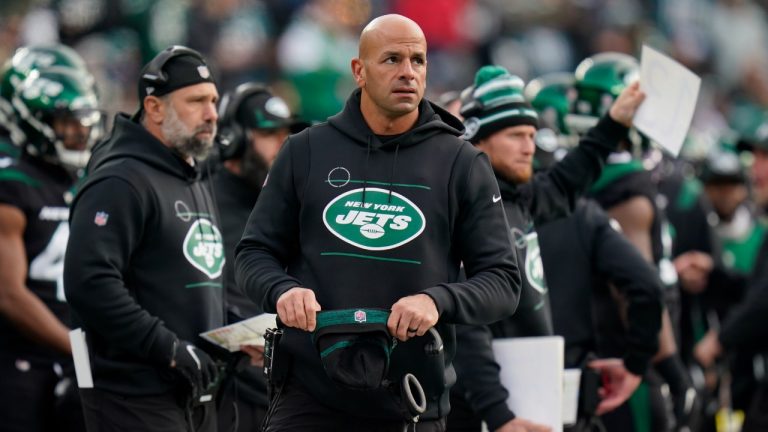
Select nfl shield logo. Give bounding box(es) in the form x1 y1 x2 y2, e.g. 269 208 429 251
354 310 367 323
94 211 109 226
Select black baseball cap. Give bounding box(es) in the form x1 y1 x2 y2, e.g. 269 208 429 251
737 119 768 152
133 46 216 120
237 91 309 133
312 308 394 390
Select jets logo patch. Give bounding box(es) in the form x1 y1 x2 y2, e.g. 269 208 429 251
183 219 225 279
323 188 425 251
523 232 547 294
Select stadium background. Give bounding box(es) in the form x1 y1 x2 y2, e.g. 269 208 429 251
2 0 768 158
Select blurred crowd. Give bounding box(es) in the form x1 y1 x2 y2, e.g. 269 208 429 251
4 1 768 431
2 0 768 141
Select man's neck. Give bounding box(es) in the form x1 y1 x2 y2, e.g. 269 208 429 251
359 93 419 135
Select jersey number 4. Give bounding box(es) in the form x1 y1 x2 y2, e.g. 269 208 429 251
29 222 69 302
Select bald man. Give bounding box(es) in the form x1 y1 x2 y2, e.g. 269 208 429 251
236 14 521 431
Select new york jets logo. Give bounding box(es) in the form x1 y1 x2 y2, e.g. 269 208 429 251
523 232 547 294
323 188 425 251
183 219 225 279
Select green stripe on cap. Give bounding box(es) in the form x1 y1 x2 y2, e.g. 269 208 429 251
477 108 539 127
320 340 352 358
472 66 527 108
315 308 390 331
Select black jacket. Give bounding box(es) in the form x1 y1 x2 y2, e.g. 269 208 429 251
235 89 521 420
64 114 225 396
208 168 261 319
540 199 662 373
719 234 768 351
451 115 630 430
206 167 268 407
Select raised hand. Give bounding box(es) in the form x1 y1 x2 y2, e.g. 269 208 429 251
609 81 646 128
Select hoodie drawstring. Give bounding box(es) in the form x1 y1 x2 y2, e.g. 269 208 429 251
362 135 401 204
362 135 372 205
388 142 400 203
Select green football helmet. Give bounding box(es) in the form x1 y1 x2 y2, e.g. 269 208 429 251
567 52 639 133
0 45 91 147
12 66 102 170
1 44 90 102
524 72 579 170
524 72 576 135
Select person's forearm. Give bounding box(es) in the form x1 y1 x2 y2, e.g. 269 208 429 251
530 115 628 223
652 310 678 362
454 324 516 430
0 287 71 354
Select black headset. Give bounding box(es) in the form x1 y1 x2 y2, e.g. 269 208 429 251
140 45 207 86
216 82 270 161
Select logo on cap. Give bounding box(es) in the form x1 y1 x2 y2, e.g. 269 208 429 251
462 117 480 140
197 65 211 79
354 310 367 323
265 96 290 119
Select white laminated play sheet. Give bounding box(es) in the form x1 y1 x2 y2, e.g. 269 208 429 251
200 313 277 351
69 328 93 388
634 45 701 157
492 336 565 432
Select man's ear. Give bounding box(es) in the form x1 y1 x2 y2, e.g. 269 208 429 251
144 95 165 125
351 58 365 88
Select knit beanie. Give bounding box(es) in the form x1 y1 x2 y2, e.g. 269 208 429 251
460 66 539 143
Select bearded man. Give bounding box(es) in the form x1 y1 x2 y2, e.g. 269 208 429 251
64 46 225 432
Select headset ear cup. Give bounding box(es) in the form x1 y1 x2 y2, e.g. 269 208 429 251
230 123 246 160
217 122 244 161
216 83 271 161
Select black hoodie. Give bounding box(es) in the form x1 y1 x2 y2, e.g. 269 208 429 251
450 115 632 429
235 89 521 420
64 114 224 396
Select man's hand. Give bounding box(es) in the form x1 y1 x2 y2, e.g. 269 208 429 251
673 251 714 294
589 358 642 415
276 287 321 331
171 339 219 398
608 81 645 128
694 329 722 368
496 417 552 432
388 294 439 341
240 344 265 368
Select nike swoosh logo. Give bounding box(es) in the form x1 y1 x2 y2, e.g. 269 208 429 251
493 194 502 203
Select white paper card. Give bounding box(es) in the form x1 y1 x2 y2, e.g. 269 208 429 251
492 336 564 432
199 313 277 352
562 369 582 425
69 328 93 388
634 45 701 157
